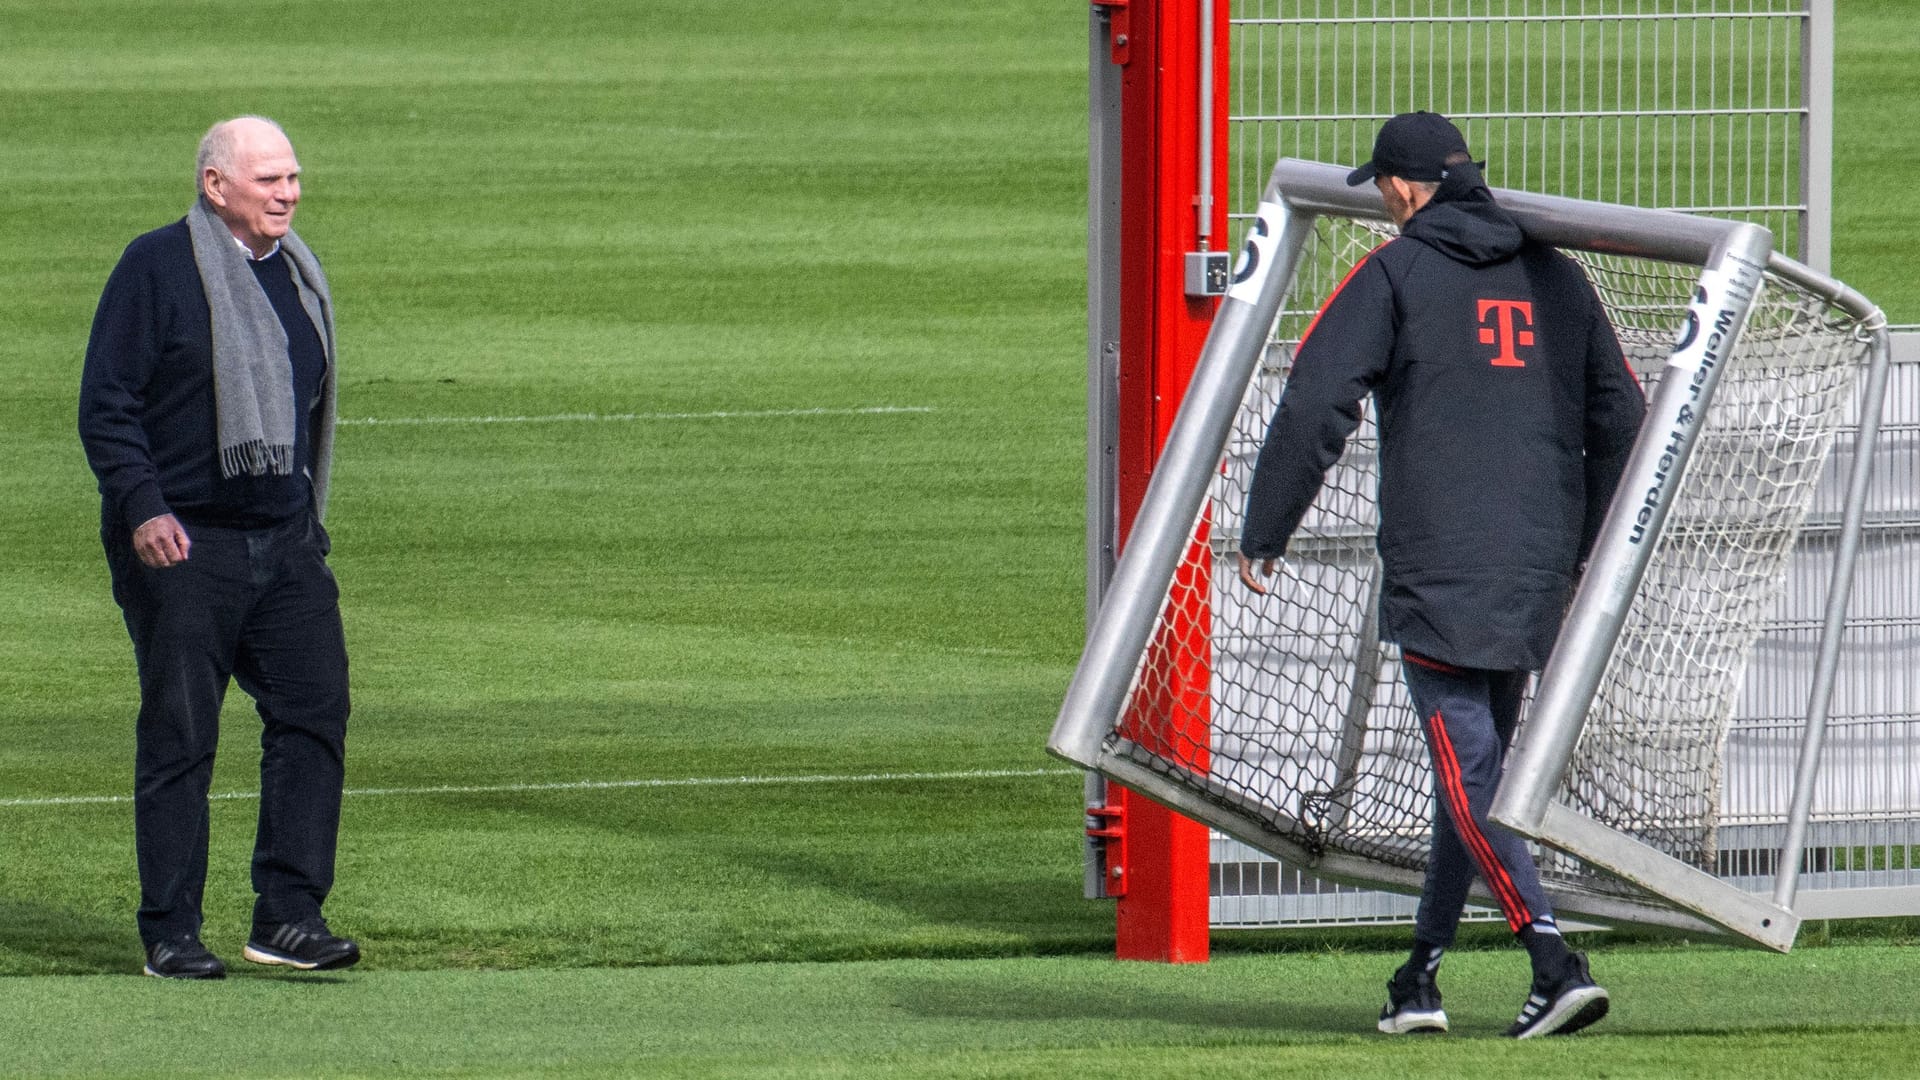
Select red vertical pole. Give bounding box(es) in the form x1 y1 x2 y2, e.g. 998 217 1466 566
1099 0 1230 963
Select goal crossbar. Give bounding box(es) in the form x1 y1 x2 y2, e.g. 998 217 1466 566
1050 157 1893 951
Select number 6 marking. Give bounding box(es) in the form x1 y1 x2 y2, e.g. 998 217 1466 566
1227 201 1286 304
1231 216 1268 286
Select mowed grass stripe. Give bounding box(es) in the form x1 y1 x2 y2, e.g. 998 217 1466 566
0 767 1077 809
0 0 1095 986
3 950 1919 1079
337 405 936 426
1 2 1916 1077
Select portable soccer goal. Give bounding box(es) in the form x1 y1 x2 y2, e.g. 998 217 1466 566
1050 157 1892 951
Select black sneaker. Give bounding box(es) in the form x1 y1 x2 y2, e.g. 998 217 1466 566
1377 962 1449 1034
1505 951 1609 1039
144 935 227 979
242 918 361 971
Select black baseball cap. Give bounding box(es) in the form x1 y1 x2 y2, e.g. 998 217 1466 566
1346 111 1471 186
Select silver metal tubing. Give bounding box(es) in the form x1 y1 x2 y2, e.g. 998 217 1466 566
1494 221 1776 831
1057 153 1890 941
1234 13 1792 29
1323 555 1386 833
1267 159 1740 266
1087 2 1123 632
1081 1 1125 900
1196 0 1214 247
1096 752 1730 939
1774 323 1893 907
1049 189 1315 767
1768 248 1881 325
1803 0 1835 270
1238 108 1804 125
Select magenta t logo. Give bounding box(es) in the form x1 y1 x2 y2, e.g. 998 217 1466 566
1477 299 1535 368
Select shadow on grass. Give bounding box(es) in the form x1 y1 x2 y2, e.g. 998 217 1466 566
738 843 1098 943
231 970 357 986
877 970 1360 1035
398 764 1112 965
0 897 139 976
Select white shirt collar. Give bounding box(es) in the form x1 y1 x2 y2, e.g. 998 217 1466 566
234 234 281 261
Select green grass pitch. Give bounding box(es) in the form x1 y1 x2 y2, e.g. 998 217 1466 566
0 1 1915 1076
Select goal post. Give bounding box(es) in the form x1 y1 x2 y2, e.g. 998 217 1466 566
1050 155 1893 950
1492 220 1897 935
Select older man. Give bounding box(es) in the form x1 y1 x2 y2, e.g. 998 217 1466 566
80 116 359 978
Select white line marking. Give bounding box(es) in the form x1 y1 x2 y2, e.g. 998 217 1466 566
0 767 1078 809
337 405 935 427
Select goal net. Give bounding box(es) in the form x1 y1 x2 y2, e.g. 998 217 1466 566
1051 157 1888 948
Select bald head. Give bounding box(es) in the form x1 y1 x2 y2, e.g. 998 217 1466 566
197 117 291 191
196 116 302 257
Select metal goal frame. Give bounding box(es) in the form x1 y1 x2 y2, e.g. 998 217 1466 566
1056 155 1894 949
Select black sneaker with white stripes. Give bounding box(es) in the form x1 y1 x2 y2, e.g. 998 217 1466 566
1377 962 1449 1034
144 935 227 979
1504 951 1609 1039
243 918 361 971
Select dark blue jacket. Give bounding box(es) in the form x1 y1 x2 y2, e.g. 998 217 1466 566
1240 166 1646 670
79 219 326 533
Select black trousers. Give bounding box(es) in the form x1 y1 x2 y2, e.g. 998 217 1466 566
106 512 350 945
1401 653 1554 944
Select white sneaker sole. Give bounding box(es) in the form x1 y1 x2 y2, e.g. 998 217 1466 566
1378 1008 1450 1034
1511 986 1609 1039
242 943 321 969
242 943 358 971
142 963 223 979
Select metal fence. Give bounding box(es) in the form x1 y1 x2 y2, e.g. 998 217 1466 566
1214 0 1920 929
1228 0 1829 265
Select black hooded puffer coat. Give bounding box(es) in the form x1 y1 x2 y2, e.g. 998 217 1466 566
1240 164 1647 671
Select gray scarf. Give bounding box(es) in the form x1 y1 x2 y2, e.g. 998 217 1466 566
186 199 339 519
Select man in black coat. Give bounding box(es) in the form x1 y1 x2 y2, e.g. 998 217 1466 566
1238 112 1645 1037
80 116 360 979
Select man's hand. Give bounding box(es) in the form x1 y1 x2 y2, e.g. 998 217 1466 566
132 514 191 568
1237 552 1277 594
